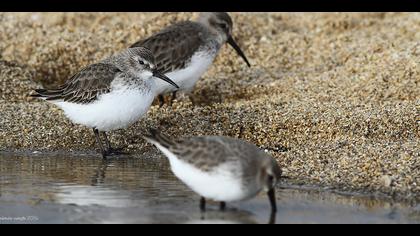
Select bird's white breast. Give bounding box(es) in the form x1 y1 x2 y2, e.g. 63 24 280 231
155 50 217 95
152 143 259 202
54 85 154 132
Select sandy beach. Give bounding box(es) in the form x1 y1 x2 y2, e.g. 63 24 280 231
0 12 418 200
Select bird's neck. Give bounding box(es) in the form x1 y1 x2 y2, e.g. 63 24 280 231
192 20 227 47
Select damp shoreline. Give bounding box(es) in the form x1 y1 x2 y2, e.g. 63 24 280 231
0 152 418 224
0 149 418 203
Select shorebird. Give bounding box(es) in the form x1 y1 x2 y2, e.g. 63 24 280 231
144 129 282 213
130 12 251 107
31 47 179 158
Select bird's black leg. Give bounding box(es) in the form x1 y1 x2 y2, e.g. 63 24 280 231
102 131 127 156
267 188 277 213
169 91 177 106
220 201 226 211
200 197 206 212
103 131 112 151
93 128 106 158
267 188 277 224
158 95 165 108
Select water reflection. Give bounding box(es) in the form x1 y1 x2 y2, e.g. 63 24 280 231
187 210 260 224
0 152 418 224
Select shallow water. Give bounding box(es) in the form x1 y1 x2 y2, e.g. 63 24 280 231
0 152 418 224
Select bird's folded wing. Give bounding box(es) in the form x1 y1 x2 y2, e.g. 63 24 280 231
170 137 233 171
47 63 122 104
130 21 205 74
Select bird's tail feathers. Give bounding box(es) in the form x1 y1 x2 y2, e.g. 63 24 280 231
143 128 175 149
30 89 63 101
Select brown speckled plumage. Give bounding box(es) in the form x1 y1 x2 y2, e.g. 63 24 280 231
31 47 156 104
130 21 210 74
32 63 121 104
145 129 282 180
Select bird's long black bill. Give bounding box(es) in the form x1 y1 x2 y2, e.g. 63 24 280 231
153 70 179 89
227 36 251 67
267 188 277 213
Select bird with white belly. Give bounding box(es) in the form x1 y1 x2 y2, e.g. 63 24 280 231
144 129 282 214
130 12 251 106
31 47 179 158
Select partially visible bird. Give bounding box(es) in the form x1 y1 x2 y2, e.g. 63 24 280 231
130 12 250 106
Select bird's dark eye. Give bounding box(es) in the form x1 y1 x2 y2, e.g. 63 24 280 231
138 60 145 65
218 23 228 30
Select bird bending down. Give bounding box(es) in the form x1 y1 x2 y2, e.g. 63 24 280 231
144 129 282 213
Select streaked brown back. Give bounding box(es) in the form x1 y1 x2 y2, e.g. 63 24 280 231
130 21 207 74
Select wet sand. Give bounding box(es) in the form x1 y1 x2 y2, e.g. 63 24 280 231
0 13 419 200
